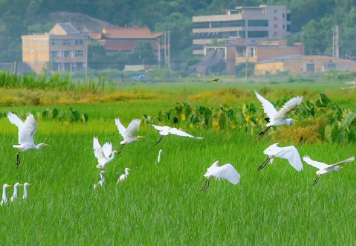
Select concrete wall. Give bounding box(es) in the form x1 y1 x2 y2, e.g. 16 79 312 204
256 46 304 61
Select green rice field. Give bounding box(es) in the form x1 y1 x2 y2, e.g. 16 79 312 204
1 81 356 245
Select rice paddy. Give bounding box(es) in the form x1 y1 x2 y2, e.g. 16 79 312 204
1 80 356 245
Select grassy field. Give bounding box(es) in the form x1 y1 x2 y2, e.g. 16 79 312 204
1 81 356 245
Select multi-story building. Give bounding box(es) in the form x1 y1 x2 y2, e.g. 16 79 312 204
192 5 291 55
22 23 88 74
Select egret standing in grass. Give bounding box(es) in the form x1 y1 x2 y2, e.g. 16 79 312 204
23 183 31 199
8 112 50 168
10 182 22 202
258 143 303 171
94 171 106 189
117 168 131 183
157 149 163 163
93 137 118 169
201 161 240 191
254 91 303 136
152 125 203 145
303 156 355 185
115 118 143 153
1 184 12 205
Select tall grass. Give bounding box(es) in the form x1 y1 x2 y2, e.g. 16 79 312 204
0 102 356 245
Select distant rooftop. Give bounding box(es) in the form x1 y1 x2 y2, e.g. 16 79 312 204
57 23 79 34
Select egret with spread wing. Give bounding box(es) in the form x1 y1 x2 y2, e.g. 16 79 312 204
258 143 303 171
93 137 118 169
201 161 240 191
303 156 355 185
115 118 143 153
8 112 50 168
254 91 303 136
152 125 203 145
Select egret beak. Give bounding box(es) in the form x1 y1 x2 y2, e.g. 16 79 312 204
19 184 23 186
7 185 12 187
45 144 50 147
137 136 144 139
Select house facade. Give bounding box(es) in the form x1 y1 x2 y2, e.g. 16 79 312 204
192 5 291 55
22 23 88 74
254 55 356 75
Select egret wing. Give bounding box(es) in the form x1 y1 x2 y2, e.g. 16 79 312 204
273 96 303 121
152 125 170 131
263 143 280 156
276 146 303 171
125 119 140 139
204 161 220 177
7 112 25 128
330 157 355 167
101 142 113 158
215 164 241 184
115 118 126 138
255 91 277 119
169 128 196 138
93 137 107 164
303 156 329 169
19 114 38 145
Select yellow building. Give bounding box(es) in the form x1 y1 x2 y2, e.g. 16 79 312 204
22 23 88 74
254 55 356 75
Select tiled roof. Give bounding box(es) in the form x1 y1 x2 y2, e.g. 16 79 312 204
88 32 102 39
259 55 306 63
100 26 164 39
58 23 79 34
103 40 165 51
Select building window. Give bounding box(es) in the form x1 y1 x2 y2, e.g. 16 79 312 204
283 13 285 18
64 63 71 71
75 50 84 57
50 51 59 58
287 25 291 32
247 20 268 27
63 40 72 46
287 13 291 21
274 24 278 28
283 25 285 29
75 39 84 45
307 63 315 72
274 9 277 13
63 50 71 58
52 63 60 71
50 40 61 46
247 31 269 38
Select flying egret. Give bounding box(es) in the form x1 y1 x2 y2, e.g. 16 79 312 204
152 125 203 145
258 143 303 171
303 156 355 185
115 118 143 153
10 182 22 202
23 183 31 199
0 184 12 205
117 168 131 183
254 91 303 136
93 137 118 169
157 149 163 163
201 161 241 191
8 112 50 168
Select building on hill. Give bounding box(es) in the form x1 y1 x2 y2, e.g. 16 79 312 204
254 55 356 75
192 5 291 55
88 26 167 62
22 23 88 74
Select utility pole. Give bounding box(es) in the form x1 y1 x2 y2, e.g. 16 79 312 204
164 31 167 68
335 25 339 58
331 28 335 57
168 30 170 70
244 56 249 83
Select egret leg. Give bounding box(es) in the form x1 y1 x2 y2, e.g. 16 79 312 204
259 126 271 136
201 179 210 191
16 152 21 168
117 145 124 155
313 176 320 186
258 157 271 171
155 135 165 146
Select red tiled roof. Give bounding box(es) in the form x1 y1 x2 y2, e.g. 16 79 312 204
100 26 163 39
103 40 165 51
88 33 102 39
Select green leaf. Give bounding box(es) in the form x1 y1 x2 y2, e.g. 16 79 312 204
340 111 356 130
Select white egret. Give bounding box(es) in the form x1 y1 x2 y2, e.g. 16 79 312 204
303 156 355 185
157 149 163 163
23 183 31 199
258 143 303 171
115 118 143 153
10 182 22 202
254 91 303 135
8 112 50 168
117 168 131 183
201 161 240 191
152 125 203 145
0 184 12 205
98 170 106 187
93 137 118 169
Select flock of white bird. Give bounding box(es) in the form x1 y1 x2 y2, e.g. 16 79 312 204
2 90 354 203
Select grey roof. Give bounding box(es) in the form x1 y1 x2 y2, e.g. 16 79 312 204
57 23 79 34
0 62 34 74
259 55 306 63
